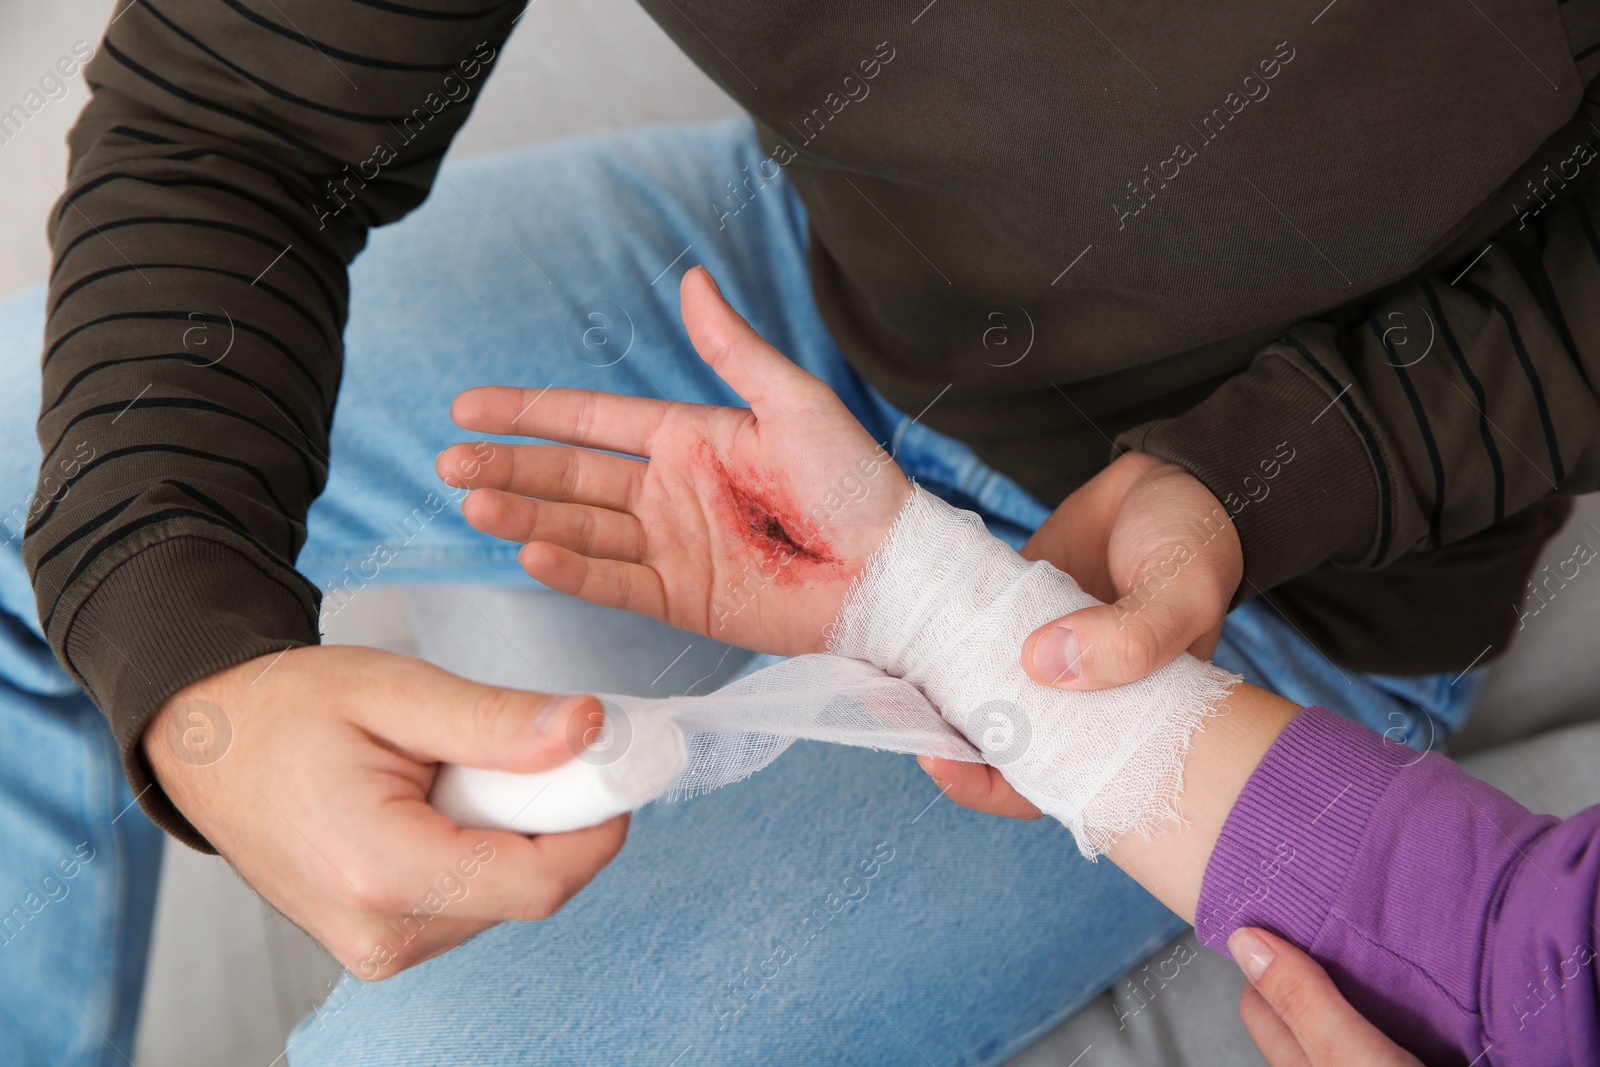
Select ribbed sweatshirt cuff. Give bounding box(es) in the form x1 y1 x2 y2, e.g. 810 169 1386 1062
60 533 321 853
1116 342 1381 599
1194 706 1404 955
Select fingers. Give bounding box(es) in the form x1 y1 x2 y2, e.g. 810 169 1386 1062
1239 984 1314 1067
1188 620 1225 662
316 813 629 976
354 663 600 773
451 385 703 458
1023 596 1185 689
437 441 644 513
916 756 1043 820
331 913 494 981
1022 586 1217 690
1229 927 1422 1067
519 540 668 620
352 798 630 925
462 489 646 563
679 266 829 412
1020 451 1242 689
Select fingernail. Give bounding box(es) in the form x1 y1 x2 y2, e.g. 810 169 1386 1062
532 695 586 736
1033 627 1081 684
1229 929 1274 982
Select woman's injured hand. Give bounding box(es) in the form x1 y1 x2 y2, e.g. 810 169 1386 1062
436 266 912 656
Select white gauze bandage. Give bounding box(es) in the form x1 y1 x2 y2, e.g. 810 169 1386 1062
828 486 1238 856
431 655 982 835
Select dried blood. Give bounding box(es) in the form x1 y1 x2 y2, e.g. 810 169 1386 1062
699 440 843 584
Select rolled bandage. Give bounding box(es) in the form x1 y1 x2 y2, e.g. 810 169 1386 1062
828 486 1239 856
431 707 690 834
430 656 982 834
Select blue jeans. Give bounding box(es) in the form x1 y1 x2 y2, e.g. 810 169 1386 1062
0 117 1485 1066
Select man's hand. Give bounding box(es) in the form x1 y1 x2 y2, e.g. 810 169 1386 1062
437 266 912 657
143 645 628 980
1230 927 1422 1066
915 754 1041 820
1019 450 1242 689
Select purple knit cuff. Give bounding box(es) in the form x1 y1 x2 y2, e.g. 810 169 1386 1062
1194 706 1415 956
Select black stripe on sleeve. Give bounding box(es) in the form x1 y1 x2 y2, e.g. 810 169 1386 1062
160 479 252 534
48 507 288 623
346 0 515 22
1533 258 1589 389
1369 315 1445 547
218 0 471 71
44 397 323 489
52 218 341 318
32 494 142 570
141 1 474 127
28 444 300 541
104 40 344 165
50 264 337 353
108 125 178 145
1457 280 1566 484
57 174 339 264
43 354 315 439
1421 280 1506 523
44 311 327 404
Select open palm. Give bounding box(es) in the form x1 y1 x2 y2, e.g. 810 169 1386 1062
436 267 912 656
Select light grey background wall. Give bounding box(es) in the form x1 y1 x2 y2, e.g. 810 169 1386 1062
0 0 738 301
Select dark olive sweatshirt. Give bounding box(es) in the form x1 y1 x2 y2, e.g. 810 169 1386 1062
26 0 1600 849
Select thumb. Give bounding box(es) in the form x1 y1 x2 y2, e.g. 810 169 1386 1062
1229 927 1421 1066
359 661 601 774
1023 584 1202 689
679 265 827 411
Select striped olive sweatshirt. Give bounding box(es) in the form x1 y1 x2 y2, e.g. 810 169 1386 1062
26 0 1600 848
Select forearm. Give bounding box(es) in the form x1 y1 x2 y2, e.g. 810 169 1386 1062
1104 681 1299 923
1118 92 1600 611
1172 702 1600 1063
29 1 515 849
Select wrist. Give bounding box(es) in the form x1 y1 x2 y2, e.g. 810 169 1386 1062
1107 684 1299 920
830 486 1239 854
140 650 279 805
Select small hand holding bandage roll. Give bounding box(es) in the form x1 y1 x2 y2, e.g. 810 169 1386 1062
828 486 1239 856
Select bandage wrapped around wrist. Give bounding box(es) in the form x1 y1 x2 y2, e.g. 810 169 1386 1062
829 486 1238 856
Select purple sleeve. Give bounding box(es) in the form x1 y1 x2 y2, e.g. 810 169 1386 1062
1195 706 1600 1066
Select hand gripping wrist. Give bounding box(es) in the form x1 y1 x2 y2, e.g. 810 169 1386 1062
828 486 1238 855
